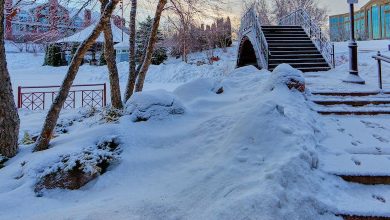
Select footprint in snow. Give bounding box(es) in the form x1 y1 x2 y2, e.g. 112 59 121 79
372 194 386 203
351 158 361 166
351 140 362 146
337 128 345 133
373 134 389 143
361 120 386 130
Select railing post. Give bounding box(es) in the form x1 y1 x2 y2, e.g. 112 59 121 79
377 51 383 90
332 43 336 68
103 83 107 107
17 86 21 108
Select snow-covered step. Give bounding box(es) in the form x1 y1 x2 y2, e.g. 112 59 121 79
313 100 390 107
335 186 390 219
312 91 390 97
321 154 390 185
316 106 390 115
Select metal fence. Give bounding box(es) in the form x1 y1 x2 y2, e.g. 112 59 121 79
17 83 107 110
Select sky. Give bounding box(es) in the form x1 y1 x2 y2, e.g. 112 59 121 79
318 0 370 15
224 0 371 16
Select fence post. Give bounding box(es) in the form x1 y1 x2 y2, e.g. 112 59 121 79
17 86 21 108
103 83 107 107
377 51 383 90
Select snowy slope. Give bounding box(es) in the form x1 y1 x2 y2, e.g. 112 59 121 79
0 66 341 220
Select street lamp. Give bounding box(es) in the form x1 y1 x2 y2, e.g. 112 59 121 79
343 0 365 84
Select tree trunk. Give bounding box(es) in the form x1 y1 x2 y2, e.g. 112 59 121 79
124 0 137 101
35 0 120 152
135 0 167 92
0 0 20 158
101 1 123 109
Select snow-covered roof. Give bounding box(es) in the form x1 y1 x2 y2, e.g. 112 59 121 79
57 20 129 43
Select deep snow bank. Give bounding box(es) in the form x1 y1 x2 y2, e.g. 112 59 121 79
0 65 336 220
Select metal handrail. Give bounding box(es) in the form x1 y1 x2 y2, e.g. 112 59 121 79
372 51 389 90
239 5 269 69
279 9 335 68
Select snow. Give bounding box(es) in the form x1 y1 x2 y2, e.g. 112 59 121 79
125 90 186 122
2 39 390 219
0 48 343 219
305 39 390 93
57 20 130 43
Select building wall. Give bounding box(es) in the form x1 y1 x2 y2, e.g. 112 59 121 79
4 0 91 42
330 0 390 41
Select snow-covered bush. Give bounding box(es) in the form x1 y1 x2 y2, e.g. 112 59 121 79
21 131 35 145
125 90 185 122
35 136 121 193
100 107 124 123
267 64 305 92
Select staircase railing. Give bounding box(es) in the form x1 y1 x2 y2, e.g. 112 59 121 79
239 5 269 69
279 9 335 68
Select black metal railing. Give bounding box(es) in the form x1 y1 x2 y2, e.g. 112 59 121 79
372 51 389 90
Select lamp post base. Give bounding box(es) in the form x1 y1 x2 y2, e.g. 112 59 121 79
343 73 366 84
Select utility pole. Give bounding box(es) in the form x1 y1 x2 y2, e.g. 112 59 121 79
343 0 365 84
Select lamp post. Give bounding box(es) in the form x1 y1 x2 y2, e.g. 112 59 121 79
343 0 365 84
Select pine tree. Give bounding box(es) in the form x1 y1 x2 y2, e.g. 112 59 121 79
99 50 107 65
151 47 167 65
44 44 62 66
136 16 166 65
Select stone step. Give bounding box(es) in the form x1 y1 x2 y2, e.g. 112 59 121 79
321 154 390 185
313 100 390 107
264 34 309 37
267 39 313 43
269 66 331 72
342 215 390 220
318 110 390 115
265 37 310 41
268 42 315 47
270 50 322 55
261 25 302 29
269 46 318 51
269 62 330 68
312 91 383 97
270 54 324 59
270 58 327 64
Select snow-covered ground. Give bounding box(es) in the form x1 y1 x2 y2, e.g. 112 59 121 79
2 39 390 219
306 40 390 92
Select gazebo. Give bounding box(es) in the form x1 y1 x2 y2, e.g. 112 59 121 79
113 41 129 63
57 20 130 65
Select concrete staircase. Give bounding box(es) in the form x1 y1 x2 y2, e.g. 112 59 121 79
262 25 331 72
312 91 390 219
311 91 390 115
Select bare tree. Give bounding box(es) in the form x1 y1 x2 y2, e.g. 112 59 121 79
273 0 327 26
35 0 120 151
242 0 272 25
0 0 20 158
124 0 137 101
101 0 123 109
134 0 168 92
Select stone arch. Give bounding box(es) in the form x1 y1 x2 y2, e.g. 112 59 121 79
237 36 259 69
